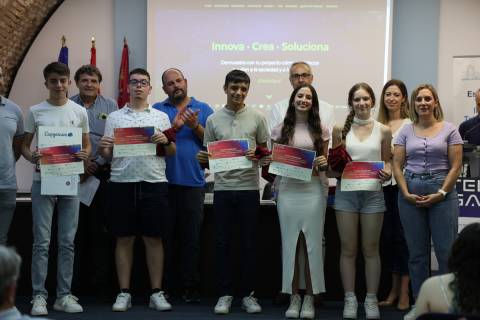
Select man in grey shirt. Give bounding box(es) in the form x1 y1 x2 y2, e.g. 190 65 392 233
0 95 24 246
198 70 270 315
70 64 118 299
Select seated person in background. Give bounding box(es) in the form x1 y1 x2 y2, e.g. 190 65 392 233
415 222 480 318
458 88 480 145
0 245 49 320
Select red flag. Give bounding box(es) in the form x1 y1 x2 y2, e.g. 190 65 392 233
117 37 129 108
90 37 96 66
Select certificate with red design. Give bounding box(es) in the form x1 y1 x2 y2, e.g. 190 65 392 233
341 161 384 191
38 126 83 178
113 126 155 157
268 143 316 181
207 139 251 173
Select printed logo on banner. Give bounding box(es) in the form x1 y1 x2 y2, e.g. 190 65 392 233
456 178 480 231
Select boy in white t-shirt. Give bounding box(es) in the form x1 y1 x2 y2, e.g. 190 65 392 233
21 62 91 316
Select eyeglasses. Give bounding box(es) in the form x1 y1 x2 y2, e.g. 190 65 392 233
290 73 312 80
129 79 150 87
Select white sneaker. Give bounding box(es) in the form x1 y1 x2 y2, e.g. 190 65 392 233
31 295 48 316
364 295 380 319
112 292 132 312
300 294 315 319
285 294 302 318
53 294 83 313
149 291 172 311
403 305 416 320
242 292 262 313
214 295 233 314
343 294 358 319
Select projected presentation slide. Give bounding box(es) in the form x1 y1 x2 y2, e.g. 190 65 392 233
147 0 392 125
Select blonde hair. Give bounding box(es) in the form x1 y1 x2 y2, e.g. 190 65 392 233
409 84 444 123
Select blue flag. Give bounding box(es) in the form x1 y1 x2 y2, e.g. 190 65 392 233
58 46 68 65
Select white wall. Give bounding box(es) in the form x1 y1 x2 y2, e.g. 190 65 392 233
10 0 115 192
437 0 480 124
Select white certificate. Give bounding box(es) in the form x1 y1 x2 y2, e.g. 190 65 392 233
113 127 156 157
38 126 84 177
340 161 384 191
268 144 316 181
79 176 100 206
207 139 252 173
41 175 79 196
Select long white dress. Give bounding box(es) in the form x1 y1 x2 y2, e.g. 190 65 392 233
272 121 330 294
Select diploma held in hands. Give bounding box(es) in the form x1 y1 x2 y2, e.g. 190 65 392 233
38 126 83 177
341 161 384 191
113 126 155 157
269 143 316 181
207 139 251 173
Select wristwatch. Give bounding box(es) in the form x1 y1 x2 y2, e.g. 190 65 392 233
437 189 447 198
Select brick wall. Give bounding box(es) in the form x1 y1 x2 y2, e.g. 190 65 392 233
0 0 63 96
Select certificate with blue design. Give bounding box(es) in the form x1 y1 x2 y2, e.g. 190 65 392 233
341 161 384 191
207 139 251 173
269 143 316 181
38 126 83 177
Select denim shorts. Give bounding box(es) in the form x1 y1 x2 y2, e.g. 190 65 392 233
334 180 385 214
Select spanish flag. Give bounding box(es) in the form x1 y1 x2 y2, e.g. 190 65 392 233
117 37 129 108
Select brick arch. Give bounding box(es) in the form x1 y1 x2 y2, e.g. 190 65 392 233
0 0 64 96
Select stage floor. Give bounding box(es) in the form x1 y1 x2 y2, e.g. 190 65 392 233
15 296 407 320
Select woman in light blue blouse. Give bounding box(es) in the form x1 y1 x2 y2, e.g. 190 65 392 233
392 84 463 320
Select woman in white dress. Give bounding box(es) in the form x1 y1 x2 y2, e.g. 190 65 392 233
271 84 330 319
377 79 411 311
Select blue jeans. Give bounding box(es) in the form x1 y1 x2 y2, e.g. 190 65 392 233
31 180 80 298
0 189 16 245
213 190 259 297
397 170 458 299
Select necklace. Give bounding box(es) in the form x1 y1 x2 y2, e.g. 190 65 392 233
353 116 373 125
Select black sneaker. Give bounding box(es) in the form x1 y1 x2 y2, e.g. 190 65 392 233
182 288 200 303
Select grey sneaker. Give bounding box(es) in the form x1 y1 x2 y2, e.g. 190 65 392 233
285 294 302 318
31 295 48 316
242 292 262 313
300 294 315 319
214 295 233 314
112 292 132 312
53 294 83 313
149 291 172 311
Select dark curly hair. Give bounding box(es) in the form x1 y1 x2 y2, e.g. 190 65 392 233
342 82 376 140
278 84 323 153
448 222 480 314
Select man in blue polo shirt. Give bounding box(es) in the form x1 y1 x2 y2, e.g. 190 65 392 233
153 68 213 302
459 88 480 145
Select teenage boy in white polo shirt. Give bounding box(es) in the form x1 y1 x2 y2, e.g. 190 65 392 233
98 68 175 312
197 69 270 315
21 62 91 316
